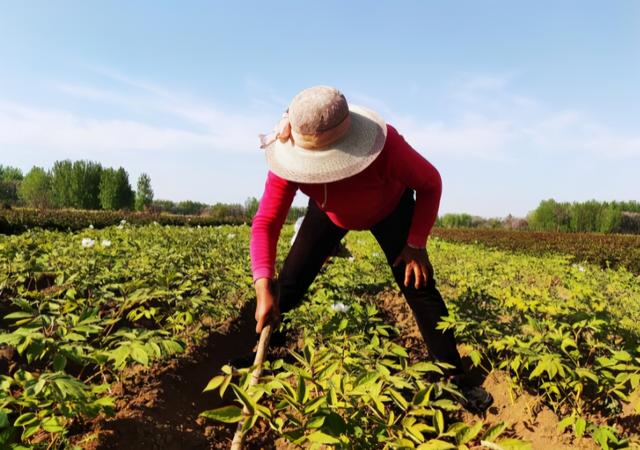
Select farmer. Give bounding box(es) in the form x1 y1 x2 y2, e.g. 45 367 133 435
250 86 493 413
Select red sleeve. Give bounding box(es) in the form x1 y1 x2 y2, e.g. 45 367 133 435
385 125 442 248
250 171 297 282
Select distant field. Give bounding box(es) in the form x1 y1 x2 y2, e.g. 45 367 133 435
432 227 640 275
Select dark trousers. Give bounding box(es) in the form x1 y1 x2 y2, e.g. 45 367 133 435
276 188 464 375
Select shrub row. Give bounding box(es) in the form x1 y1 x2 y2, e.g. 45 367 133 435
432 227 640 274
0 208 248 234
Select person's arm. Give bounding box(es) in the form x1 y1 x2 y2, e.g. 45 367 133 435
386 125 442 288
386 125 442 248
250 170 297 332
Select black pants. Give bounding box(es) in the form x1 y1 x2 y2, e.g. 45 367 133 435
276 188 464 375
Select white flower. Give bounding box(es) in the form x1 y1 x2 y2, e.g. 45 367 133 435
290 217 304 246
89 224 94 229
578 265 585 272
332 302 350 313
372 252 380 257
348 256 355 262
153 221 159 225
120 219 127 225
117 225 124 230
81 238 95 248
101 239 112 247
197 225 202 229
227 233 236 239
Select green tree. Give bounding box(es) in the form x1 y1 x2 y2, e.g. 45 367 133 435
50 159 103 209
50 160 74 207
0 165 24 205
175 200 207 215
440 213 474 228
18 166 52 208
244 196 259 219
115 167 135 210
135 173 154 211
152 199 176 213
100 167 134 210
70 160 103 209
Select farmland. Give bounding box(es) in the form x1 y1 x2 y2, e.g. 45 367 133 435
0 224 639 449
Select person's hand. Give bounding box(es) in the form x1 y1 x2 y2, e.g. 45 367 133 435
393 244 431 289
254 278 281 333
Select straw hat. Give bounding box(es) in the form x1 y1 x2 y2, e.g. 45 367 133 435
260 86 387 183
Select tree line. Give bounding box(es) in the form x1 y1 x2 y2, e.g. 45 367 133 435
437 200 640 234
527 199 640 234
5 163 636 233
0 162 306 222
1 162 153 211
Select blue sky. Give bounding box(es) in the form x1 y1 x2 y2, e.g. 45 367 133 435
0 1 638 217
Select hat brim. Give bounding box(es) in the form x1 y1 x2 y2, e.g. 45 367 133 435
264 105 387 183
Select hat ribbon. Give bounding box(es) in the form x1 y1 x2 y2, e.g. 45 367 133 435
259 112 351 150
259 112 291 149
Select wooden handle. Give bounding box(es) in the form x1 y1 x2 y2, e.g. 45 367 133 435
230 324 272 450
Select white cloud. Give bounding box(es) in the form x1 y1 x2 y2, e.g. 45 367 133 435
2 71 638 167
1 73 278 155
0 100 216 154
389 75 640 160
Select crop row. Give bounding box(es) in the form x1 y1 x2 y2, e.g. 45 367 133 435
0 224 258 448
205 233 640 448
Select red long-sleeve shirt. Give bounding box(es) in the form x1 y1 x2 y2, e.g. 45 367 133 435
250 124 442 282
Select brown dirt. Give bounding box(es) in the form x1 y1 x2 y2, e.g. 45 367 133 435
374 289 602 450
72 302 282 450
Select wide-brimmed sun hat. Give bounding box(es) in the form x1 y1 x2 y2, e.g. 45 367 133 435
259 86 387 184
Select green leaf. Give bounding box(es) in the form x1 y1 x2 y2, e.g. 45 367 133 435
389 343 409 358
433 409 445 436
306 430 340 444
297 374 307 403
412 362 443 374
469 350 482 367
14 413 37 427
574 417 586 438
3 312 34 320
200 405 243 423
130 343 149 365
557 416 574 433
0 411 9 429
417 439 455 449
53 353 67 371
482 422 507 441
41 416 65 433
203 375 225 392
457 420 483 444
388 388 409 410
612 350 632 362
413 388 431 406
231 384 256 415
484 439 532 450
307 415 325 429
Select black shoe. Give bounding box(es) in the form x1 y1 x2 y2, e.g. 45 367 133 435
457 384 493 413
